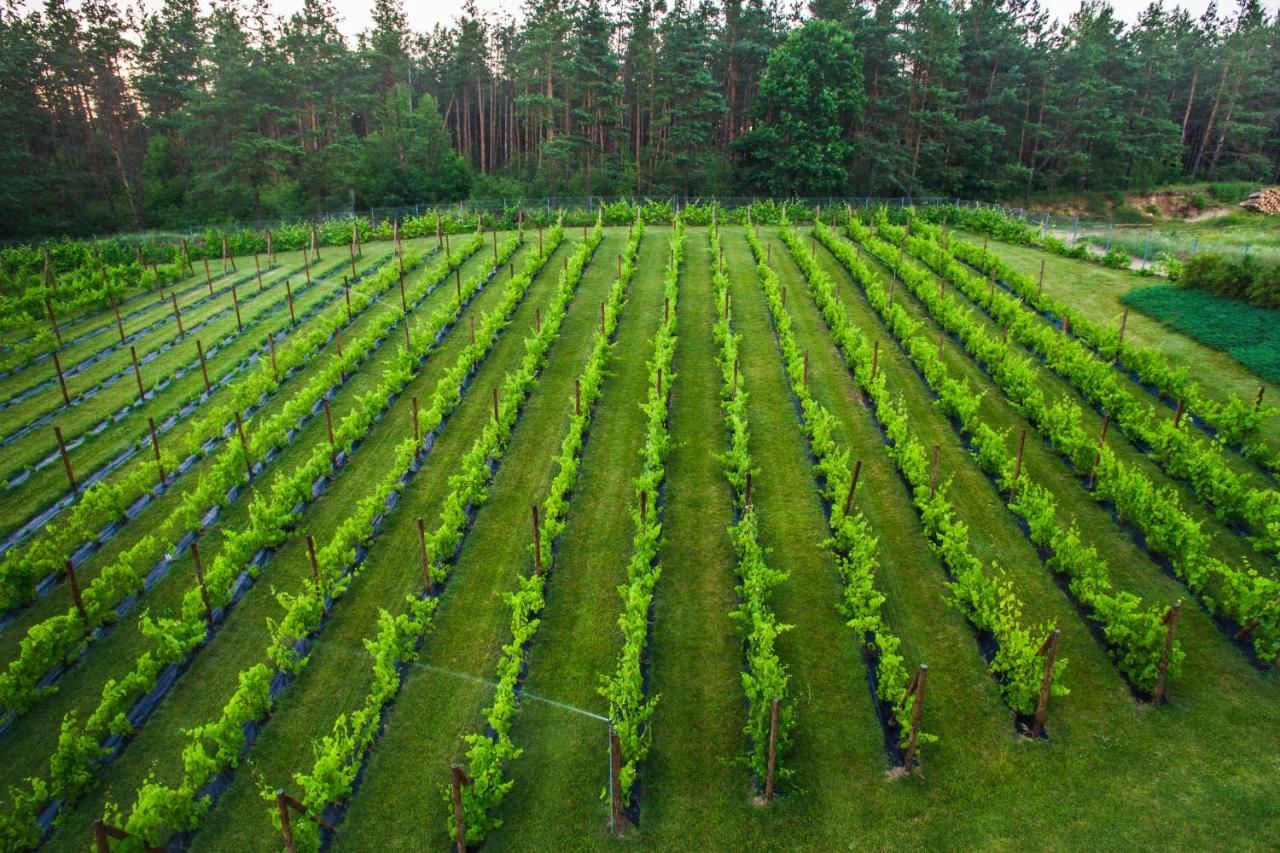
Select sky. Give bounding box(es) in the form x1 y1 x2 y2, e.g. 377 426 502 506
266 0 1280 40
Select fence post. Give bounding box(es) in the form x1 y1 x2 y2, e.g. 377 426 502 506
53 350 71 406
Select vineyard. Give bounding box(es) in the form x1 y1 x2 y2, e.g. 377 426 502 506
0 203 1276 851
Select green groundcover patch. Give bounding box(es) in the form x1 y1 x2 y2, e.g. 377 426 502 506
1122 284 1280 384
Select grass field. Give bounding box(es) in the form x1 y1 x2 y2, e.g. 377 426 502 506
0 221 1277 851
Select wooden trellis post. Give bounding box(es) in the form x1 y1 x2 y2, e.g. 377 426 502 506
306 534 320 585
1087 415 1111 489
455 267 462 305
609 729 626 834
344 279 352 323
492 387 499 423
322 399 336 467
763 697 781 801
398 265 407 313
275 789 337 853
532 505 543 575
196 340 211 394
1115 308 1129 360
231 284 242 333
130 346 145 402
899 663 928 772
1152 602 1181 703
286 280 296 325
92 819 165 853
255 252 264 292
203 258 213 294
53 350 70 406
111 294 125 343
190 541 213 625
1037 259 1045 298
65 559 86 621
871 340 880 380
575 379 581 416
450 766 471 852
928 445 941 499
843 460 862 516
1010 428 1027 499
55 425 77 492
148 416 165 484
235 411 252 476
416 517 434 593
1031 629 1061 737
267 335 280 382
411 396 420 444
1173 398 1185 429
171 293 185 336
303 250 311 285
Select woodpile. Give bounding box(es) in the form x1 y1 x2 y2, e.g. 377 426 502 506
1241 187 1280 214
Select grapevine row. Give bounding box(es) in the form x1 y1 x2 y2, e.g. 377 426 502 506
750 225 1064 718
802 223 1182 696
270 221 603 852
843 219 1280 663
596 219 682 807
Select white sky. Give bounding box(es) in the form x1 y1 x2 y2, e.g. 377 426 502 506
262 0 1279 39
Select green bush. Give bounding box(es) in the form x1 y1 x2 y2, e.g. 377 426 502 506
1208 182 1255 204
1188 193 1208 211
1181 252 1280 307
1100 248 1132 269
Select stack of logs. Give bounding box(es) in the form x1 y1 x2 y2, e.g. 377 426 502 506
1241 187 1280 214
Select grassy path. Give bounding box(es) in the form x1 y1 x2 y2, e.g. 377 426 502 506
317 234 624 851
711 228 879 844
635 231 747 843
484 229 667 845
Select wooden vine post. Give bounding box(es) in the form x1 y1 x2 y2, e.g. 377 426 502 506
275 789 336 853
92 819 165 853
171 293 184 336
196 340 212 393
398 265 407 312
763 697 781 801
254 252 264 292
267 231 275 265
871 340 880 380
267 335 279 382
54 425 77 492
928 445 941 498
450 766 471 853
1173 398 1185 429
45 299 62 348
322 399 336 466
1087 415 1111 489
609 728 626 834
65 559 86 621
802 351 809 386
147 417 165 484
286 280 296 325
348 238 357 279
575 378 581 416
1031 629 1061 737
1037 259 1045 298
416 517 434 592
305 534 320 585
411 396 420 444
1010 428 1027 499
899 663 929 772
843 460 863 516
491 387 499 423
343 278 352 322
532 505 543 575
455 266 462 305
130 346 145 402
1152 602 1182 703
190 540 214 624
203 258 213 294
743 473 752 507
231 284 242 332
1115 308 1129 360
235 411 252 476
110 294 125 343
53 350 71 406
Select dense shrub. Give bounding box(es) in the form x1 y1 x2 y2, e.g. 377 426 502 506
1181 252 1280 308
